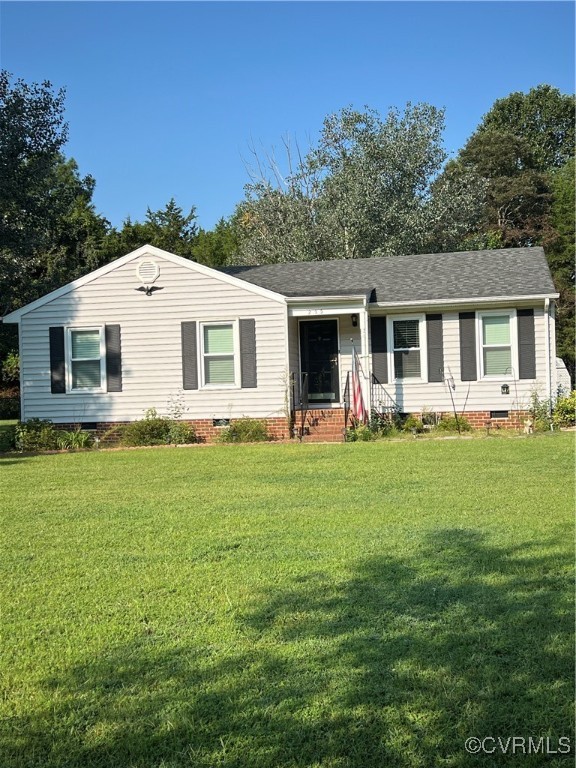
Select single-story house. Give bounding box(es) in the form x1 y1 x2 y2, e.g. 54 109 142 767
2 244 561 441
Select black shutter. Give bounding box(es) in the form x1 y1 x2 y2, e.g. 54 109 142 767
370 316 388 384
49 327 66 394
105 325 122 392
181 321 198 390
459 312 477 381
426 314 444 382
517 309 536 379
240 318 257 388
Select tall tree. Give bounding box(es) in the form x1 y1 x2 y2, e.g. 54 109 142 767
192 217 238 266
454 84 575 381
545 159 575 385
235 104 486 264
102 199 198 262
477 85 575 171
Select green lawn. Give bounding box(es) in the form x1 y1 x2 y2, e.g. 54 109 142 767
1 435 574 768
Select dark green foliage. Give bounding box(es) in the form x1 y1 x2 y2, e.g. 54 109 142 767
218 417 270 443
0 423 16 452
192 218 238 267
0 388 19 419
14 419 59 451
120 410 197 447
102 199 198 262
545 159 575 384
0 72 110 315
478 85 575 171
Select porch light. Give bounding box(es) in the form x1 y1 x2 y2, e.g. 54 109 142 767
501 384 510 395
351 314 358 327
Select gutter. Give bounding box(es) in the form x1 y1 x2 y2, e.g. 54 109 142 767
544 297 552 410
370 293 559 310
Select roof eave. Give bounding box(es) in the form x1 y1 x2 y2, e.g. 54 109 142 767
370 293 559 310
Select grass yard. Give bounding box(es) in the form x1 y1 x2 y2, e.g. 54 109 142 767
1 434 574 768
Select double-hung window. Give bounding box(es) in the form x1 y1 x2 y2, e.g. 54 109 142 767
67 328 105 391
392 318 422 379
202 323 237 386
481 314 512 377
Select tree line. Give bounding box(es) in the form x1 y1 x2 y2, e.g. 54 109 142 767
0 71 574 380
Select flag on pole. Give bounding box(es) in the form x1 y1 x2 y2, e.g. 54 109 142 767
351 346 367 424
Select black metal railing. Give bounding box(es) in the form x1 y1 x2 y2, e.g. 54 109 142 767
370 373 399 419
291 372 310 441
343 370 351 431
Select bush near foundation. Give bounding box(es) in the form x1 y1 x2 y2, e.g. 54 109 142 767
553 391 576 427
218 418 270 443
119 409 197 447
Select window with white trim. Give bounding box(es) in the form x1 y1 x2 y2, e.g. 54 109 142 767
393 318 422 379
481 314 512 376
68 328 105 391
202 323 237 386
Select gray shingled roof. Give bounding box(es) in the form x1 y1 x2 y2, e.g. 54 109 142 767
220 247 556 303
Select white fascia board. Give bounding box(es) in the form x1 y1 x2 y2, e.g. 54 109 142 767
370 293 559 312
287 295 368 317
2 244 286 323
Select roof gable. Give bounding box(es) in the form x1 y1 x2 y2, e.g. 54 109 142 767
3 245 286 322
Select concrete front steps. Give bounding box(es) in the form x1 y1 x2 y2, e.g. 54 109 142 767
295 408 348 443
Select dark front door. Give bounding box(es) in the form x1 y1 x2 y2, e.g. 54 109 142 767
300 319 340 403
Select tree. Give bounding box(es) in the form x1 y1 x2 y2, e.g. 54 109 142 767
234 105 486 264
477 85 575 171
545 159 575 385
192 217 239 267
102 199 198 262
455 84 575 380
0 72 113 369
456 129 552 246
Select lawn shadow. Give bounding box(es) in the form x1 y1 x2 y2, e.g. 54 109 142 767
3 528 573 767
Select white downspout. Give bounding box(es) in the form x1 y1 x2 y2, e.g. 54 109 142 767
544 298 552 414
359 305 371 414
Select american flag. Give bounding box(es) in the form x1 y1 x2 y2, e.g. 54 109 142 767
351 347 367 424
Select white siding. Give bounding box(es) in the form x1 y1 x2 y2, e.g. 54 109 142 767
371 307 549 414
19 256 288 422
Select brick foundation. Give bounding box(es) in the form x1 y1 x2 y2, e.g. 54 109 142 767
52 408 531 445
437 411 531 430
53 417 292 444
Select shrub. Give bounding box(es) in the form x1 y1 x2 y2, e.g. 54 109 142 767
553 391 576 428
15 419 59 452
0 387 20 419
56 429 94 450
219 418 270 443
0 424 16 452
402 414 425 434
346 424 375 442
121 409 172 446
435 415 472 433
120 409 197 447
529 391 552 432
1 351 20 384
167 421 197 445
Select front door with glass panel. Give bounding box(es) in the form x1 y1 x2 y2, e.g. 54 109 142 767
299 319 339 403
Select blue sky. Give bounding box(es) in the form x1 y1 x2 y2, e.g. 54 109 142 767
1 1 574 231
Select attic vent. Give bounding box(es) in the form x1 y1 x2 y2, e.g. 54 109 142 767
136 259 159 285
